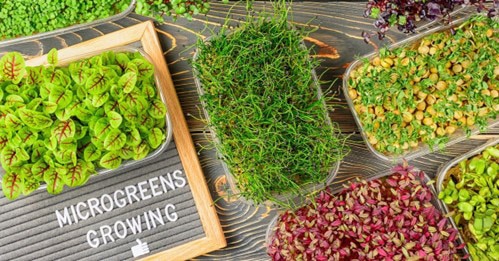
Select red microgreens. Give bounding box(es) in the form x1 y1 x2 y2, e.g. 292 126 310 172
267 164 463 260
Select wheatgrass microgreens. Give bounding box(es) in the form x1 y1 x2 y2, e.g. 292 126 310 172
348 15 498 156
193 2 348 205
439 144 499 260
267 163 464 260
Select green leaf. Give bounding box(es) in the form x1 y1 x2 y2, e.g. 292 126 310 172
47 48 58 65
83 143 102 162
0 133 9 151
458 202 474 213
5 113 22 130
115 53 130 71
142 84 156 98
16 128 38 146
5 94 24 107
27 97 43 110
54 148 77 165
23 180 40 196
91 92 109 108
149 99 167 119
104 129 126 151
18 108 53 130
99 151 122 169
69 61 90 85
0 52 26 84
118 72 137 94
86 70 110 95
44 168 66 195
49 85 73 109
93 117 112 136
108 111 122 129
31 141 47 161
148 128 164 149
65 161 86 187
2 170 24 200
25 66 44 85
133 141 150 160
32 159 52 181
51 119 76 143
127 127 142 146
1 147 29 169
119 145 134 160
131 58 154 79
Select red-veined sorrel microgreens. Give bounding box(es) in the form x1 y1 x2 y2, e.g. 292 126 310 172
267 163 464 260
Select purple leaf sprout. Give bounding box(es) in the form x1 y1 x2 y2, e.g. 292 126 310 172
267 163 463 260
363 0 498 41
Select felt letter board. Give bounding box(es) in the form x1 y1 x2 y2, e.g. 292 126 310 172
0 21 226 261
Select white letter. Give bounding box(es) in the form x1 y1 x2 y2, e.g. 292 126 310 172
70 205 79 224
124 185 140 204
144 212 151 230
148 208 164 228
55 208 72 228
173 170 186 188
137 181 151 200
100 225 115 245
100 194 114 212
148 177 162 197
114 221 127 239
113 189 127 208
164 204 178 222
126 215 143 234
86 230 99 248
87 198 103 217
76 202 89 220
159 174 175 191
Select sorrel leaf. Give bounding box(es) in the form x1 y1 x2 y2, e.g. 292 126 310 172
51 120 76 143
148 128 165 149
149 99 167 119
18 108 53 130
108 111 123 129
44 168 65 195
2 171 24 200
99 151 122 169
47 48 58 66
104 129 126 151
0 52 26 84
118 72 137 94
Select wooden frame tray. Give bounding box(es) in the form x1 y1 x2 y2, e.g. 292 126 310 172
26 21 226 261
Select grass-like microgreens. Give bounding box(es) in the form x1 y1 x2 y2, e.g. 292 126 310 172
0 0 130 40
0 49 167 200
348 15 498 156
267 164 464 260
192 2 348 205
439 144 499 260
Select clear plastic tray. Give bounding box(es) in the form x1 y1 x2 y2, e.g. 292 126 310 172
265 167 467 259
435 138 499 260
193 36 341 206
0 0 136 47
0 45 173 192
342 13 499 162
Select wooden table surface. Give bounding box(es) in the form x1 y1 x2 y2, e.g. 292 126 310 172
1 1 497 260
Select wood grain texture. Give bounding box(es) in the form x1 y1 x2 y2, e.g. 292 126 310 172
0 1 497 260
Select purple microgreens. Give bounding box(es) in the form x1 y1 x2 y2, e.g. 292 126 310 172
267 163 462 260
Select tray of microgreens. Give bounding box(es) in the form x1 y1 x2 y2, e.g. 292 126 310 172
192 3 348 206
266 163 466 260
0 0 135 45
0 47 172 200
344 14 498 162
437 139 499 260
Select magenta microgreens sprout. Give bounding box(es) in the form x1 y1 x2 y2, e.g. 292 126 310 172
267 163 464 260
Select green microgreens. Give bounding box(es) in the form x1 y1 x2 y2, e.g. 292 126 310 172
0 0 130 40
348 15 498 155
192 2 348 205
439 144 499 260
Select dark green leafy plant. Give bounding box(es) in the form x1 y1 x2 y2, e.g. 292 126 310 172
135 0 224 21
439 144 499 260
0 49 167 200
0 0 130 40
192 3 348 205
348 15 498 155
